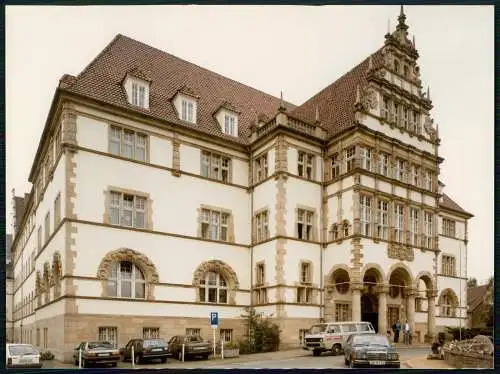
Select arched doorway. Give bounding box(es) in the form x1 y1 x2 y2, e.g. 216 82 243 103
324 267 351 322
361 268 384 332
387 266 413 329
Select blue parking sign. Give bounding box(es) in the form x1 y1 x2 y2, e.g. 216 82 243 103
210 312 219 327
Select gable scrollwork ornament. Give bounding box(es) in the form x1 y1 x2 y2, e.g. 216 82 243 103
423 116 438 142
387 244 414 262
360 87 379 112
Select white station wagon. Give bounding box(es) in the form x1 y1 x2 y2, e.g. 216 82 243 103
6 343 43 368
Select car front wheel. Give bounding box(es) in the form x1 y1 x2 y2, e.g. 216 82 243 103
349 357 356 369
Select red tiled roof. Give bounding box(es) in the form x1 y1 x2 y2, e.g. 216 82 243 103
62 34 296 145
440 193 473 217
290 48 385 137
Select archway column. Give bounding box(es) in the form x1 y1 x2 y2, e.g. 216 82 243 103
405 288 417 333
351 282 363 322
426 289 437 342
376 285 389 334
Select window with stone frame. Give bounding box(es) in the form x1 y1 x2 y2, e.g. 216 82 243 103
297 208 314 241
410 164 419 187
255 210 269 243
423 168 433 191
389 101 397 123
256 263 265 286
200 208 230 241
131 82 147 108
44 212 50 244
54 193 61 227
36 328 40 347
335 303 351 322
108 191 147 229
360 195 372 236
402 106 409 129
254 288 267 304
441 255 456 277
412 110 420 134
393 158 406 182
331 153 340 179
442 218 456 238
199 271 228 304
186 328 201 337
394 59 400 74
254 153 268 183
107 261 145 299
330 224 339 241
108 125 147 162
439 292 456 317
297 151 315 180
394 204 404 243
201 151 231 183
343 222 350 237
359 146 372 171
98 327 118 348
376 200 389 240
43 328 48 349
181 98 195 123
143 327 160 339
415 297 424 312
43 155 51 187
344 147 355 173
296 286 313 304
381 96 389 119
423 211 433 249
220 329 233 343
378 152 389 177
394 103 401 126
300 262 312 284
409 208 419 246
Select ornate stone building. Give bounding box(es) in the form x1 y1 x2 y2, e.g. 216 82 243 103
10 7 471 362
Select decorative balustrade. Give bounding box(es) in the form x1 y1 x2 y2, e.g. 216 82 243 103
252 113 325 140
287 117 316 135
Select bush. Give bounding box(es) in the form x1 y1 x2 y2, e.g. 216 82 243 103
40 350 55 361
238 307 281 354
445 327 493 341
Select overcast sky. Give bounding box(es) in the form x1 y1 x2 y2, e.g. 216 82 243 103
5 5 494 282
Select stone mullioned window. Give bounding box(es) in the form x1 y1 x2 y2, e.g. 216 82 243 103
108 125 148 162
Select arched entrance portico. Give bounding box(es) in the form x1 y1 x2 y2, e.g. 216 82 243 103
361 265 385 333
415 272 437 342
387 264 415 336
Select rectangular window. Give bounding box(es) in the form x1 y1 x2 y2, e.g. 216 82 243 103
108 126 147 162
256 263 265 286
402 106 409 128
442 218 456 237
359 147 372 171
394 204 404 243
297 209 314 241
37 226 42 252
108 192 147 229
409 208 419 246
394 103 400 125
335 303 351 322
344 147 355 173
131 83 146 108
36 176 43 204
360 195 372 236
200 208 230 241
254 288 267 304
254 153 268 183
411 164 419 187
181 99 195 123
43 328 48 349
143 327 160 339
298 151 314 180
377 200 389 240
389 101 397 123
296 287 313 304
98 327 118 348
331 153 340 179
201 151 231 183
442 255 456 277
394 158 406 182
382 96 389 119
220 329 233 343
54 193 61 227
413 111 420 134
300 263 311 283
44 212 50 244
423 169 433 191
224 115 236 136
378 152 389 177
186 328 201 337
255 211 269 242
424 211 433 249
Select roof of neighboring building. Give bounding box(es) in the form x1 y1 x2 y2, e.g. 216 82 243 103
14 196 26 229
468 284 489 313
440 193 473 217
6 234 12 264
61 34 296 145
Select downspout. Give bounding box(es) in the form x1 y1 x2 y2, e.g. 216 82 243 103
320 147 325 322
249 147 254 306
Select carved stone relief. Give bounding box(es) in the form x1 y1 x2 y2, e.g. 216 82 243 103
423 116 437 141
387 244 414 262
360 87 379 112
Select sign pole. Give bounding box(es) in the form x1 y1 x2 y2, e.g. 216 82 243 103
213 328 216 358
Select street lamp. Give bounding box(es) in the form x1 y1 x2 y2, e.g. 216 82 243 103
459 241 462 341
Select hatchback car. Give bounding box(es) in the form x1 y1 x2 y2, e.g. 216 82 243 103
73 341 120 367
6 344 42 368
343 333 400 368
168 335 211 361
122 338 169 364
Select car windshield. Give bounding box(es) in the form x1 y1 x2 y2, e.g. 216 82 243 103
309 325 327 334
9 345 38 356
88 342 114 349
186 335 203 343
144 339 167 347
353 335 389 347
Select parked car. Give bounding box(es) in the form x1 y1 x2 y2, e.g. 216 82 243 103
168 335 211 360
122 338 169 364
343 333 400 368
73 341 120 367
6 344 42 368
303 321 375 356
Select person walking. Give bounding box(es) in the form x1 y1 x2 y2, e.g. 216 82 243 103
392 320 401 343
403 320 410 345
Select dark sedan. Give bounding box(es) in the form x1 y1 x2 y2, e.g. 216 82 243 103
344 333 400 368
73 341 121 367
168 335 211 360
122 338 170 364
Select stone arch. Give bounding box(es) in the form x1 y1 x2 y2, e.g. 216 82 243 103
97 248 159 283
438 288 459 317
360 263 388 285
387 262 415 287
192 260 240 305
326 264 352 295
387 262 415 299
326 264 352 283
414 271 435 291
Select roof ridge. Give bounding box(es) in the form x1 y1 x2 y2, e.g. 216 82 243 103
116 34 296 108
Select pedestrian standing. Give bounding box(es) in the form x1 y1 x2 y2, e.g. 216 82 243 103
392 320 401 343
403 320 410 345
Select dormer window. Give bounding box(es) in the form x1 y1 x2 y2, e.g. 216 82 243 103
122 68 151 110
214 103 239 137
224 114 236 136
132 82 146 108
181 99 195 123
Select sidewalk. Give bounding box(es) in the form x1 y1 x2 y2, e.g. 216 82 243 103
404 356 454 369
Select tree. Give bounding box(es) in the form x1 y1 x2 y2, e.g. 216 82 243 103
238 307 281 354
